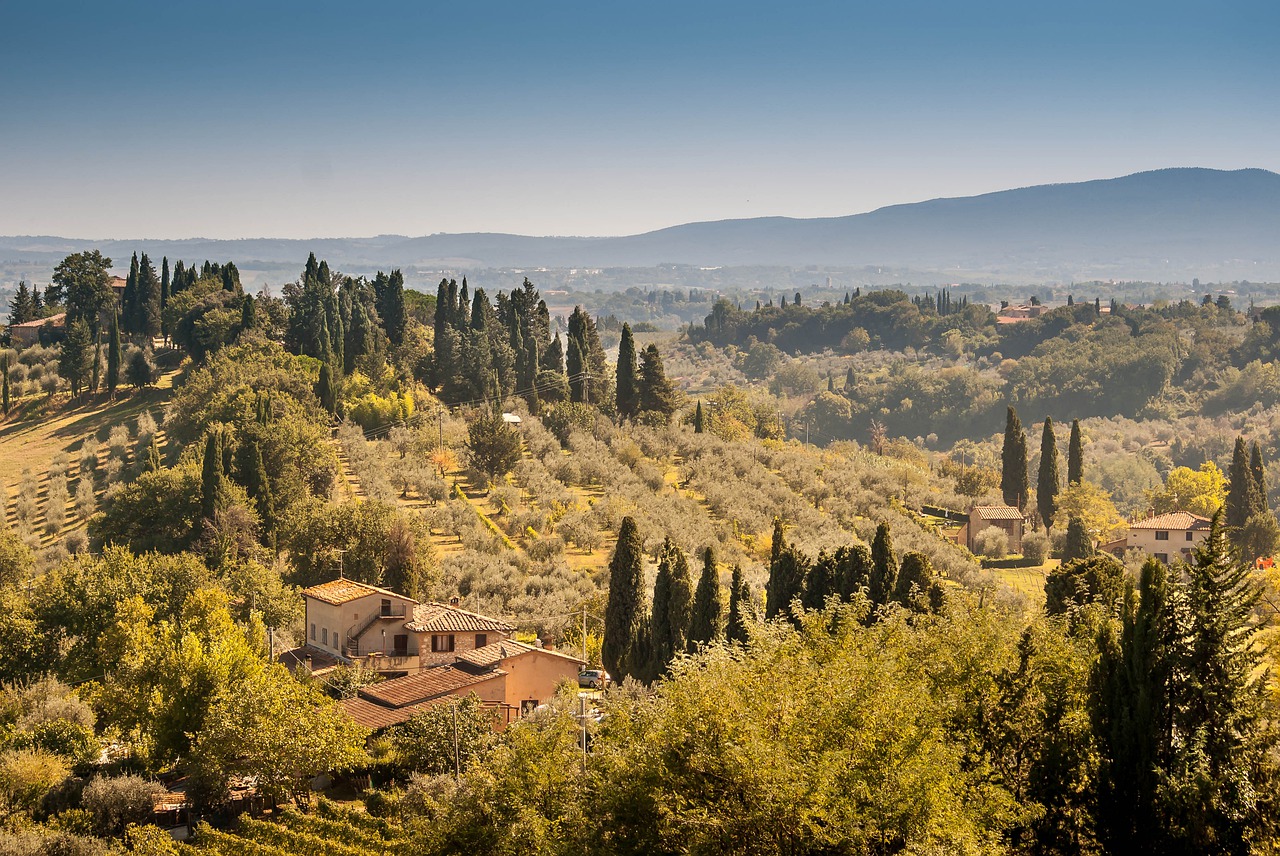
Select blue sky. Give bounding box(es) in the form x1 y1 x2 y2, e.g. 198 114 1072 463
1 1 1276 238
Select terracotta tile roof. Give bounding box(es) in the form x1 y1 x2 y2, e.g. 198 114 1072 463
9 312 66 329
972 505 1024 521
340 696 450 730
1129 511 1212 531
301 578 410 606
404 602 517 634
457 640 586 670
357 666 505 708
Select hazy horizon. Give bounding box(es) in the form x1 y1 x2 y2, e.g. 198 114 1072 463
3 1 1276 240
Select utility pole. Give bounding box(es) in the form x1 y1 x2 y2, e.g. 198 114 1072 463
580 694 588 771
582 605 588 666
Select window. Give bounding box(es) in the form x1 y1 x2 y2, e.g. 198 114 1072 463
432 634 456 653
393 634 408 656
1155 553 1169 564
332 629 338 649
310 623 316 641
322 627 329 645
1186 531 1194 541
1155 530 1169 541
381 598 392 617
476 634 488 649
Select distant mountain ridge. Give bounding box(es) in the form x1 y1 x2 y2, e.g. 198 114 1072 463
2 168 1277 280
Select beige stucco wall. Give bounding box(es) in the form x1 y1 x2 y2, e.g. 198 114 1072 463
967 517 1023 553
1126 527 1207 563
305 591 416 660
501 650 584 710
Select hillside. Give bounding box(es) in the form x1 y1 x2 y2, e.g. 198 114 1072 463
3 168 1277 280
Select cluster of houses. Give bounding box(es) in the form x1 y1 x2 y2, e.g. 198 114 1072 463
961 503 1213 563
280 578 585 732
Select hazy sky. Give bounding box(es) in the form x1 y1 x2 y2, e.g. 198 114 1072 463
2 1 1276 239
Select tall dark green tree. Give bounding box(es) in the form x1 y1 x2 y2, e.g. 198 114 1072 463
136 253 163 341
1251 441 1268 511
637 344 677 420
1037 418 1061 533
893 552 935 610
1061 516 1094 564
377 269 406 346
566 335 586 403
49 250 113 332
2 360 9 415
543 332 564 375
616 324 639 419
7 281 34 325
200 430 223 522
106 311 122 397
726 565 750 644
603 516 647 683
837 544 872 601
688 546 723 648
650 539 693 676
1067 419 1084 486
1001 406 1029 510
869 522 898 607
693 401 706 434
316 362 336 415
1225 436 1260 530
58 319 94 398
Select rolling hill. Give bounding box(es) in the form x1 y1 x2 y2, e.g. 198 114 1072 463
2 168 1277 280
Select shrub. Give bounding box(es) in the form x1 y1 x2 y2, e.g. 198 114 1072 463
80 775 164 837
973 526 1009 559
1021 531 1051 565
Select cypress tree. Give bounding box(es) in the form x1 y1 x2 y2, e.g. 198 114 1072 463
1250 441 1268 513
137 252 162 340
122 253 139 335
91 341 101 393
566 335 586 403
2 360 9 415
1037 417 1061 533
200 430 222 521
1225 436 1259 529
603 517 647 683
893 552 936 610
1001 405 1029 510
616 323 638 419
869 522 898 607
382 269 406 346
240 295 256 333
726 565 750 644
106 311 121 397
765 520 807 620
693 401 706 434
145 436 162 473
1062 516 1094 563
689 545 723 648
544 332 565 375
1067 418 1084 485
650 539 692 675
837 544 872 600
803 551 837 610
637 344 677 418
242 439 273 532
160 256 169 316
316 362 336 415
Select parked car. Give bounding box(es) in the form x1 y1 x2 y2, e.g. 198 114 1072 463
578 669 612 689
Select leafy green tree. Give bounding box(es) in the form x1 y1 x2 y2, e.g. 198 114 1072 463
1067 419 1084 485
1238 510 1280 562
1001 405 1029 510
0 530 34 587
688 546 723 648
1061 516 1095 564
1037 417 1060 533
615 324 638 419
465 408 522 487
869 522 898 608
1145 462 1226 518
58 319 95 397
1044 552 1123 616
126 347 155 389
603 517 647 683
650 539 693 676
49 250 113 331
88 468 204 555
393 694 494 776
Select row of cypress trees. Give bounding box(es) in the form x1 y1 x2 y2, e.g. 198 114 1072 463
602 517 750 683
615 324 679 422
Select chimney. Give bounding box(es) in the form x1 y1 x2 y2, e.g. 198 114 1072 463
449 596 460 606
543 639 556 651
